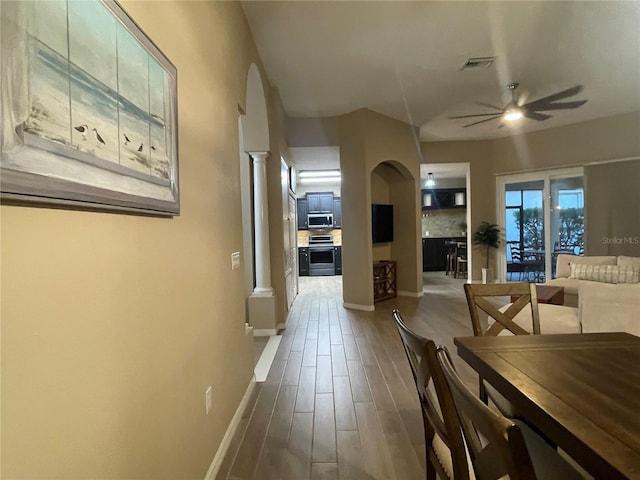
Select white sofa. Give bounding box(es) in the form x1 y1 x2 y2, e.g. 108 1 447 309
579 282 640 336
545 254 640 307
543 254 640 336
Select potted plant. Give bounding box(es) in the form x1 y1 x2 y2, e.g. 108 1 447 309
473 221 501 283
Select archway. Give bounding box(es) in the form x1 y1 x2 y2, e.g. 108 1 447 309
239 64 277 333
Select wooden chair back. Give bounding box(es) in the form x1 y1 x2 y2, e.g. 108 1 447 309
463 282 540 337
392 309 470 480
436 346 537 480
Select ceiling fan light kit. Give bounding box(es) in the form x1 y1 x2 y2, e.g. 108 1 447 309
503 108 523 121
450 82 587 128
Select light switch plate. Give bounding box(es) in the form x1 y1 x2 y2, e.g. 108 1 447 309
231 252 240 270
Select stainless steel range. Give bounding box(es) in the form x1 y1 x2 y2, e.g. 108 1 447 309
308 234 335 276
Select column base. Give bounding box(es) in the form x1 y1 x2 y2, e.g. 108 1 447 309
248 292 277 331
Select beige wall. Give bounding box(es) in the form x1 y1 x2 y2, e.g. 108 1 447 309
585 159 640 256
1 2 278 478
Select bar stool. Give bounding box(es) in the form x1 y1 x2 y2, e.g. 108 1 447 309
445 240 457 276
454 242 467 278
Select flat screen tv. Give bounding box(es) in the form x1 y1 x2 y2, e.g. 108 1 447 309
372 204 393 243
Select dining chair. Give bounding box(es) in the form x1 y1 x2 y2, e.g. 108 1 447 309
507 242 526 281
436 346 584 480
392 309 471 480
463 282 540 407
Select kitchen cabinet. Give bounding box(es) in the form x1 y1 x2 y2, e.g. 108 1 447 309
298 247 309 276
422 237 466 271
333 197 342 228
334 246 342 275
422 188 466 210
307 192 334 213
297 198 308 230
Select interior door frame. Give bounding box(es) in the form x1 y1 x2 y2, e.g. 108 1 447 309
495 166 584 282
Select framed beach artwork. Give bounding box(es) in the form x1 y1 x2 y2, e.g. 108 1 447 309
0 0 179 215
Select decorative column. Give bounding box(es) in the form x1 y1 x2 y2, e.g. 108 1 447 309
250 151 273 295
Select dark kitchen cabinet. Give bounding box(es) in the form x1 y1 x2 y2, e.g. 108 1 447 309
422 188 466 210
307 192 334 213
298 247 309 276
423 237 466 271
333 197 342 228
334 246 342 275
297 198 308 230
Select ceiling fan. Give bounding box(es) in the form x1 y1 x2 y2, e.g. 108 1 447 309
450 83 587 128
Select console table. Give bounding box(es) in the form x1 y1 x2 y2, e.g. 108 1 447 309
373 260 397 303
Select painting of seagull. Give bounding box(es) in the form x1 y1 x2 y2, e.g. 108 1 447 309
74 124 89 140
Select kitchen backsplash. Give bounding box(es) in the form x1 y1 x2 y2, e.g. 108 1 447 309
421 210 467 237
298 229 342 246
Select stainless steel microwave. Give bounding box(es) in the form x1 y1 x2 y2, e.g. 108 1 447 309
308 213 333 228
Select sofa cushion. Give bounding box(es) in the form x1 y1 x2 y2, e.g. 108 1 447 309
570 263 640 284
556 254 616 278
497 303 581 334
579 282 640 336
618 255 640 269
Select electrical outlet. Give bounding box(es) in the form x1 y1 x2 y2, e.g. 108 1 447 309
205 386 212 415
231 252 240 270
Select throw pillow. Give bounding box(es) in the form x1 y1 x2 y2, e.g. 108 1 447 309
618 255 640 268
570 263 640 284
556 255 616 278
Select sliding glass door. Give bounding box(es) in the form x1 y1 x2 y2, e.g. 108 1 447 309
497 168 584 283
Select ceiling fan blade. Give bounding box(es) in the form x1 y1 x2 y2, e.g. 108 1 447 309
449 112 505 119
463 114 503 127
523 85 584 109
529 100 588 111
476 101 504 111
524 110 552 121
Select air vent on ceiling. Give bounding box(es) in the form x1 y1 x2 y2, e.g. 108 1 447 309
461 57 495 71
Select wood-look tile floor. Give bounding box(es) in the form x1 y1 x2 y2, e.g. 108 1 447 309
217 273 478 480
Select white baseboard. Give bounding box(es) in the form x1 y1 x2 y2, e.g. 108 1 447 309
398 290 423 298
253 328 277 336
343 302 375 311
204 376 256 480
276 322 286 332
254 335 282 382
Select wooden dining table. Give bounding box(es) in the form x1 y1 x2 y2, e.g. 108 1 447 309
454 332 640 480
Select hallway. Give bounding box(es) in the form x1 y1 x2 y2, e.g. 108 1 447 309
218 273 476 480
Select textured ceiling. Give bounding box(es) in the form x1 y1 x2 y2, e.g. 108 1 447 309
241 1 640 141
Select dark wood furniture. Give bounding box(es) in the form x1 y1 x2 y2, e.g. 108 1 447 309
393 310 470 480
463 282 540 406
373 260 397 303
511 284 564 305
437 346 583 480
454 333 640 480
